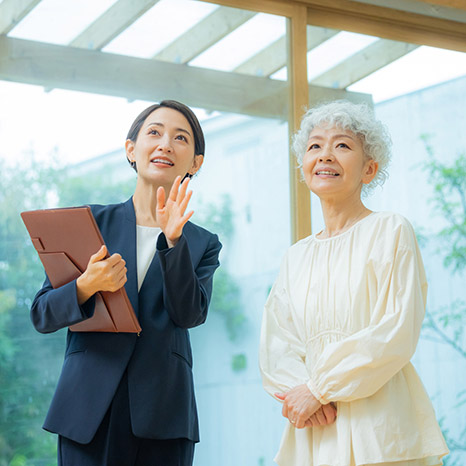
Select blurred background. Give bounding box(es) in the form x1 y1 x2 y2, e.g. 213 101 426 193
0 0 465 465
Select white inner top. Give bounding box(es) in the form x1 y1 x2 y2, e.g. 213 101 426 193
136 225 161 292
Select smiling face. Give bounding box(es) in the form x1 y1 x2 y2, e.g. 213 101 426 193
125 106 203 187
302 125 378 201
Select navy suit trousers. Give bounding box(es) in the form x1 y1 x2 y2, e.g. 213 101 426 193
58 371 195 466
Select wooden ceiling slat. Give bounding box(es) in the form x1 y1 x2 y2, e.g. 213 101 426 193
234 26 338 77
0 0 42 35
153 6 256 64
69 0 161 50
311 39 419 89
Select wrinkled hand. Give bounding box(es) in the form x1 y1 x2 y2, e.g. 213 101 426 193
156 176 194 247
304 403 337 427
76 245 127 304
275 384 321 429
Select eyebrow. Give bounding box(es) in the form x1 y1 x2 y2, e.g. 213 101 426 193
308 133 355 141
146 122 192 137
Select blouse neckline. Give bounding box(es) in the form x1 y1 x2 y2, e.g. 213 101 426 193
313 211 378 242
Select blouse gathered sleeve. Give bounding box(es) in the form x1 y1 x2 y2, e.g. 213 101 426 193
308 227 428 404
260 253 310 399
157 231 222 329
30 274 96 334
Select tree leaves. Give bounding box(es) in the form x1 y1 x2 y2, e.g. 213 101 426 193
420 135 466 462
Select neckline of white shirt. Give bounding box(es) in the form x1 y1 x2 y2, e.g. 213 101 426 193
313 211 378 242
137 224 161 231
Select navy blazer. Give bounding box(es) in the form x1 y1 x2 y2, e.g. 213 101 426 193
30 198 222 444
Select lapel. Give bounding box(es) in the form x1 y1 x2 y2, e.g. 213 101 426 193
120 197 139 316
137 222 196 301
113 203 199 313
121 198 173 312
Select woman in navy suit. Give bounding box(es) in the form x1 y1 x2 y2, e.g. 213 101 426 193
30 100 222 466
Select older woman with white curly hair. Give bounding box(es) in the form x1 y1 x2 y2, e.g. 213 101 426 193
260 100 448 466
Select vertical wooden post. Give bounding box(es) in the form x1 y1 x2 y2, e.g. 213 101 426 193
287 5 311 243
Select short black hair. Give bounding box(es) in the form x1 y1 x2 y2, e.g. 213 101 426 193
126 100 205 171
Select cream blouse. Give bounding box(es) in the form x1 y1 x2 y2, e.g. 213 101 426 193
260 212 448 466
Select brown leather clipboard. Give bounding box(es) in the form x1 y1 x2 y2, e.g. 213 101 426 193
21 206 141 334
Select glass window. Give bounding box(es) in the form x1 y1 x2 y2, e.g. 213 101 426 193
5 1 464 464
0 2 292 464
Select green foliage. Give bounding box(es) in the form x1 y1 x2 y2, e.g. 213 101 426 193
423 300 466 359
438 416 466 466
455 388 466 409
210 269 245 341
231 353 247 372
0 157 63 465
421 134 466 272
420 135 466 460
56 171 135 207
194 193 235 243
0 155 136 465
0 291 16 363
195 194 246 342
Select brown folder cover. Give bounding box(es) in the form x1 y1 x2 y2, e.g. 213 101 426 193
21 206 141 333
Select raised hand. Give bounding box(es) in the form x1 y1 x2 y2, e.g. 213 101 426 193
156 175 194 247
76 245 127 305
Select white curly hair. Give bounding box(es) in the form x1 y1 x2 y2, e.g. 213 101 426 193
292 100 392 195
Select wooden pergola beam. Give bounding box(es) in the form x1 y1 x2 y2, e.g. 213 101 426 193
234 26 338 77
0 35 288 118
416 0 466 10
0 0 42 34
200 0 294 17
153 6 256 63
69 0 161 50
302 0 466 52
0 35 369 119
311 39 419 89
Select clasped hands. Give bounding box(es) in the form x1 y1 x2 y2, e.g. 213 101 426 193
275 384 337 428
77 176 193 304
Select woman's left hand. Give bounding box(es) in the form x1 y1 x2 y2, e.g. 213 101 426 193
157 175 194 247
275 384 321 429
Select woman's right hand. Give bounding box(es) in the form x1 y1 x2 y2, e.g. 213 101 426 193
76 245 127 305
304 403 337 427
